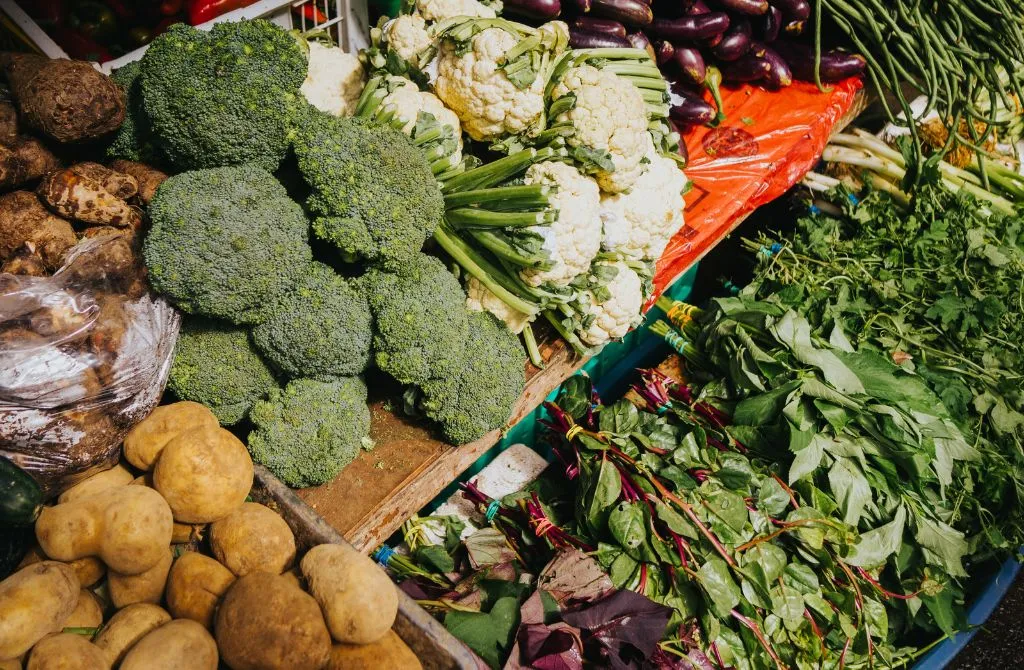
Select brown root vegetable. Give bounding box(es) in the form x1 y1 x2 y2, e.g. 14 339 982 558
0 191 75 270
63 589 103 628
25 633 108 670
37 169 141 230
120 619 217 670
171 522 204 544
0 562 80 661
122 402 218 472
0 100 18 142
209 503 296 577
1 252 46 276
108 161 166 205
325 631 423 670
0 137 58 189
15 550 105 589
57 464 133 504
108 547 172 608
0 53 125 144
92 604 170 668
58 233 139 289
69 163 137 201
165 552 235 630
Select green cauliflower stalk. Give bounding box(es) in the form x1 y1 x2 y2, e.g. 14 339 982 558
252 262 373 380
292 108 444 270
140 20 307 171
169 317 280 425
248 377 371 488
363 253 468 386
420 311 526 444
106 61 161 164
143 163 312 325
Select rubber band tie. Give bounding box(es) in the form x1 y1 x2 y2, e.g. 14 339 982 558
565 425 584 442
663 329 692 357
666 301 699 329
485 500 501 522
372 545 395 567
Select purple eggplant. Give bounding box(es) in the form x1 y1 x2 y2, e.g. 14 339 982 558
590 0 653 26
770 0 809 20
627 31 657 60
670 91 717 126
687 0 711 13
711 0 767 14
649 12 729 40
672 46 706 85
772 41 867 82
720 54 771 83
654 39 675 64
711 17 751 61
572 16 627 36
568 0 593 12
504 0 562 19
569 28 633 47
755 4 782 42
757 44 792 88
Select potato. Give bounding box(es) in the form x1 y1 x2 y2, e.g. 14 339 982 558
300 544 398 645
119 620 216 670
0 562 79 661
58 465 134 504
26 634 108 670
63 590 103 629
152 425 253 524
16 550 104 589
325 631 422 670
92 604 170 668
164 553 235 630
209 503 296 577
36 487 173 576
122 403 217 472
279 567 302 590
108 548 172 608
215 573 331 670
0 658 19 670
170 523 204 545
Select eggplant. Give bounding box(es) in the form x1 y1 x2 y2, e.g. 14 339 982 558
711 0 767 15
672 46 706 85
703 32 724 48
711 17 751 61
568 0 593 13
627 31 657 60
572 16 627 36
590 0 654 26
649 13 729 41
670 92 717 126
654 39 675 64
772 41 867 82
719 54 771 82
686 0 711 12
570 28 633 47
504 0 562 19
770 0 809 20
755 4 782 42
758 43 792 88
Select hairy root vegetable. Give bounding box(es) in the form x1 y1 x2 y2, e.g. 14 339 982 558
0 137 59 189
109 160 167 204
69 163 138 201
1 251 46 276
0 191 75 270
0 53 125 144
0 100 17 142
37 169 142 230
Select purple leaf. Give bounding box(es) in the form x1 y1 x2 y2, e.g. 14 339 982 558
504 592 585 670
561 590 672 667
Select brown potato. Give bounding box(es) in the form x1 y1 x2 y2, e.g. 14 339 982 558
209 503 296 577
92 604 170 668
301 544 398 645
63 590 103 629
15 550 104 590
26 634 107 670
164 553 235 630
279 567 302 590
170 523 204 545
119 620 216 670
108 548 172 608
58 465 133 504
0 562 79 661
325 631 422 670
0 659 19 670
36 487 173 576
215 573 331 670
122 403 217 472
152 425 252 524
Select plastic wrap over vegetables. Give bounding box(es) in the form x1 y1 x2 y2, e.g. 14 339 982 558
0 233 180 497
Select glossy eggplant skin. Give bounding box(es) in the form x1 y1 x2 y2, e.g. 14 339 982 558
504 0 562 19
627 31 657 60
711 17 751 61
719 54 771 82
590 0 654 26
710 0 767 15
573 16 628 36
654 39 676 64
672 46 707 85
569 28 633 47
670 91 717 125
771 0 809 20
755 4 782 42
649 12 730 41
757 43 792 88
772 41 868 82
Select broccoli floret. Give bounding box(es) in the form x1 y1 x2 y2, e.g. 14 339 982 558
144 164 312 325
252 262 373 379
248 377 371 487
292 108 444 270
420 311 526 444
168 316 279 425
140 20 307 171
363 253 468 385
106 61 161 164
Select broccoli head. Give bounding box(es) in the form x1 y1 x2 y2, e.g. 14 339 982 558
252 262 373 379
363 253 468 385
247 377 371 488
420 311 526 445
143 163 312 325
140 20 307 171
106 61 161 164
168 316 280 425
292 108 444 270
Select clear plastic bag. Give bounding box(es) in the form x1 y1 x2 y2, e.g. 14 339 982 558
0 233 180 497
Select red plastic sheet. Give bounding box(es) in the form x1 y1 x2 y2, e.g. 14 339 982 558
652 78 864 298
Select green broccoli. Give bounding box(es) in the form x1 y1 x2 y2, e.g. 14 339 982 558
420 311 526 445
106 61 161 164
139 20 307 171
252 262 373 380
168 316 280 425
143 164 312 325
248 377 371 488
362 253 468 386
292 108 444 270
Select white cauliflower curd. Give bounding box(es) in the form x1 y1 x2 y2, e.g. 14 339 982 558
552 65 650 194
600 151 688 260
417 0 496 21
519 161 602 287
300 42 366 117
577 262 645 346
434 27 546 141
466 276 531 334
380 78 464 162
384 14 434 66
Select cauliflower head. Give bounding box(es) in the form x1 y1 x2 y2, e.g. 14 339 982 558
384 14 434 66
577 261 645 346
600 151 688 260
519 161 602 287
417 0 496 21
466 276 531 334
553 65 650 194
300 42 366 117
435 27 545 141
381 77 464 161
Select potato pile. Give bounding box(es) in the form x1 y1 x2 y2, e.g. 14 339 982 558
0 402 419 670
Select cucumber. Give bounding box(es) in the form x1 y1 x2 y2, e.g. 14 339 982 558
0 456 42 527
0 526 33 580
